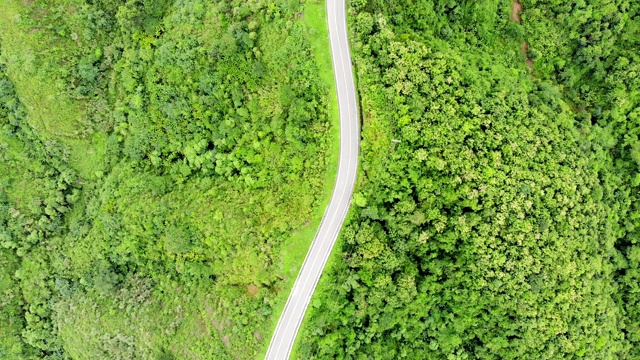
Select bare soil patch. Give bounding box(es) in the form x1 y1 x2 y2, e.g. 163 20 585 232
246 284 259 296
221 335 231 348
510 1 523 23
522 42 534 68
211 318 223 332
195 317 210 338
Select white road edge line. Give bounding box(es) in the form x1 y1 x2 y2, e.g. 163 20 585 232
265 0 359 358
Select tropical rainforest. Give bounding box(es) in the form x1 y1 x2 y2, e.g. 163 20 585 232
299 0 640 359
3 0 640 359
0 0 336 358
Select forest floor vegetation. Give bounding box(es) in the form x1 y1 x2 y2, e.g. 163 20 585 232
0 0 337 359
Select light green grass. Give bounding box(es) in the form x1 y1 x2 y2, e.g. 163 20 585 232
66 132 108 179
0 0 105 179
255 1 341 358
0 0 85 137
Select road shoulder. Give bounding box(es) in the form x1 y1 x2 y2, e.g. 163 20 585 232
255 1 341 359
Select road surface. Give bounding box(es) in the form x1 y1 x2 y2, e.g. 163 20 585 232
264 0 359 358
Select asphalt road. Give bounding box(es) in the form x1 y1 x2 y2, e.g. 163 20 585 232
264 0 359 358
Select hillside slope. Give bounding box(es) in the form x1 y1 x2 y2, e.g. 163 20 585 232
0 0 335 359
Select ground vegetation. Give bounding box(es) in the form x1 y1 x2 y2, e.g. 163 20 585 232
0 0 334 358
299 1 640 359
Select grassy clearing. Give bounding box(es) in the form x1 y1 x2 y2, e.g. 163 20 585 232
0 0 84 137
255 1 340 358
66 132 108 179
0 0 103 179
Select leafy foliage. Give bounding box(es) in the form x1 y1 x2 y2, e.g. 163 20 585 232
0 0 333 358
300 0 639 359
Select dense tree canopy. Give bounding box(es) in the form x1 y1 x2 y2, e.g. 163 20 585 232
299 0 640 359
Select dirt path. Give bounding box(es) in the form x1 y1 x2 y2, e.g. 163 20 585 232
511 1 523 23
512 2 533 69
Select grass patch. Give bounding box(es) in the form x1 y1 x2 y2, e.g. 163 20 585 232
0 0 104 179
66 132 108 180
255 1 340 358
0 0 85 137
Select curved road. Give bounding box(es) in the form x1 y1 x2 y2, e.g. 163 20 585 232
264 0 359 359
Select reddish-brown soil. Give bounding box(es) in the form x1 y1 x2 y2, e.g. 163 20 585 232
511 1 523 23
522 42 534 68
